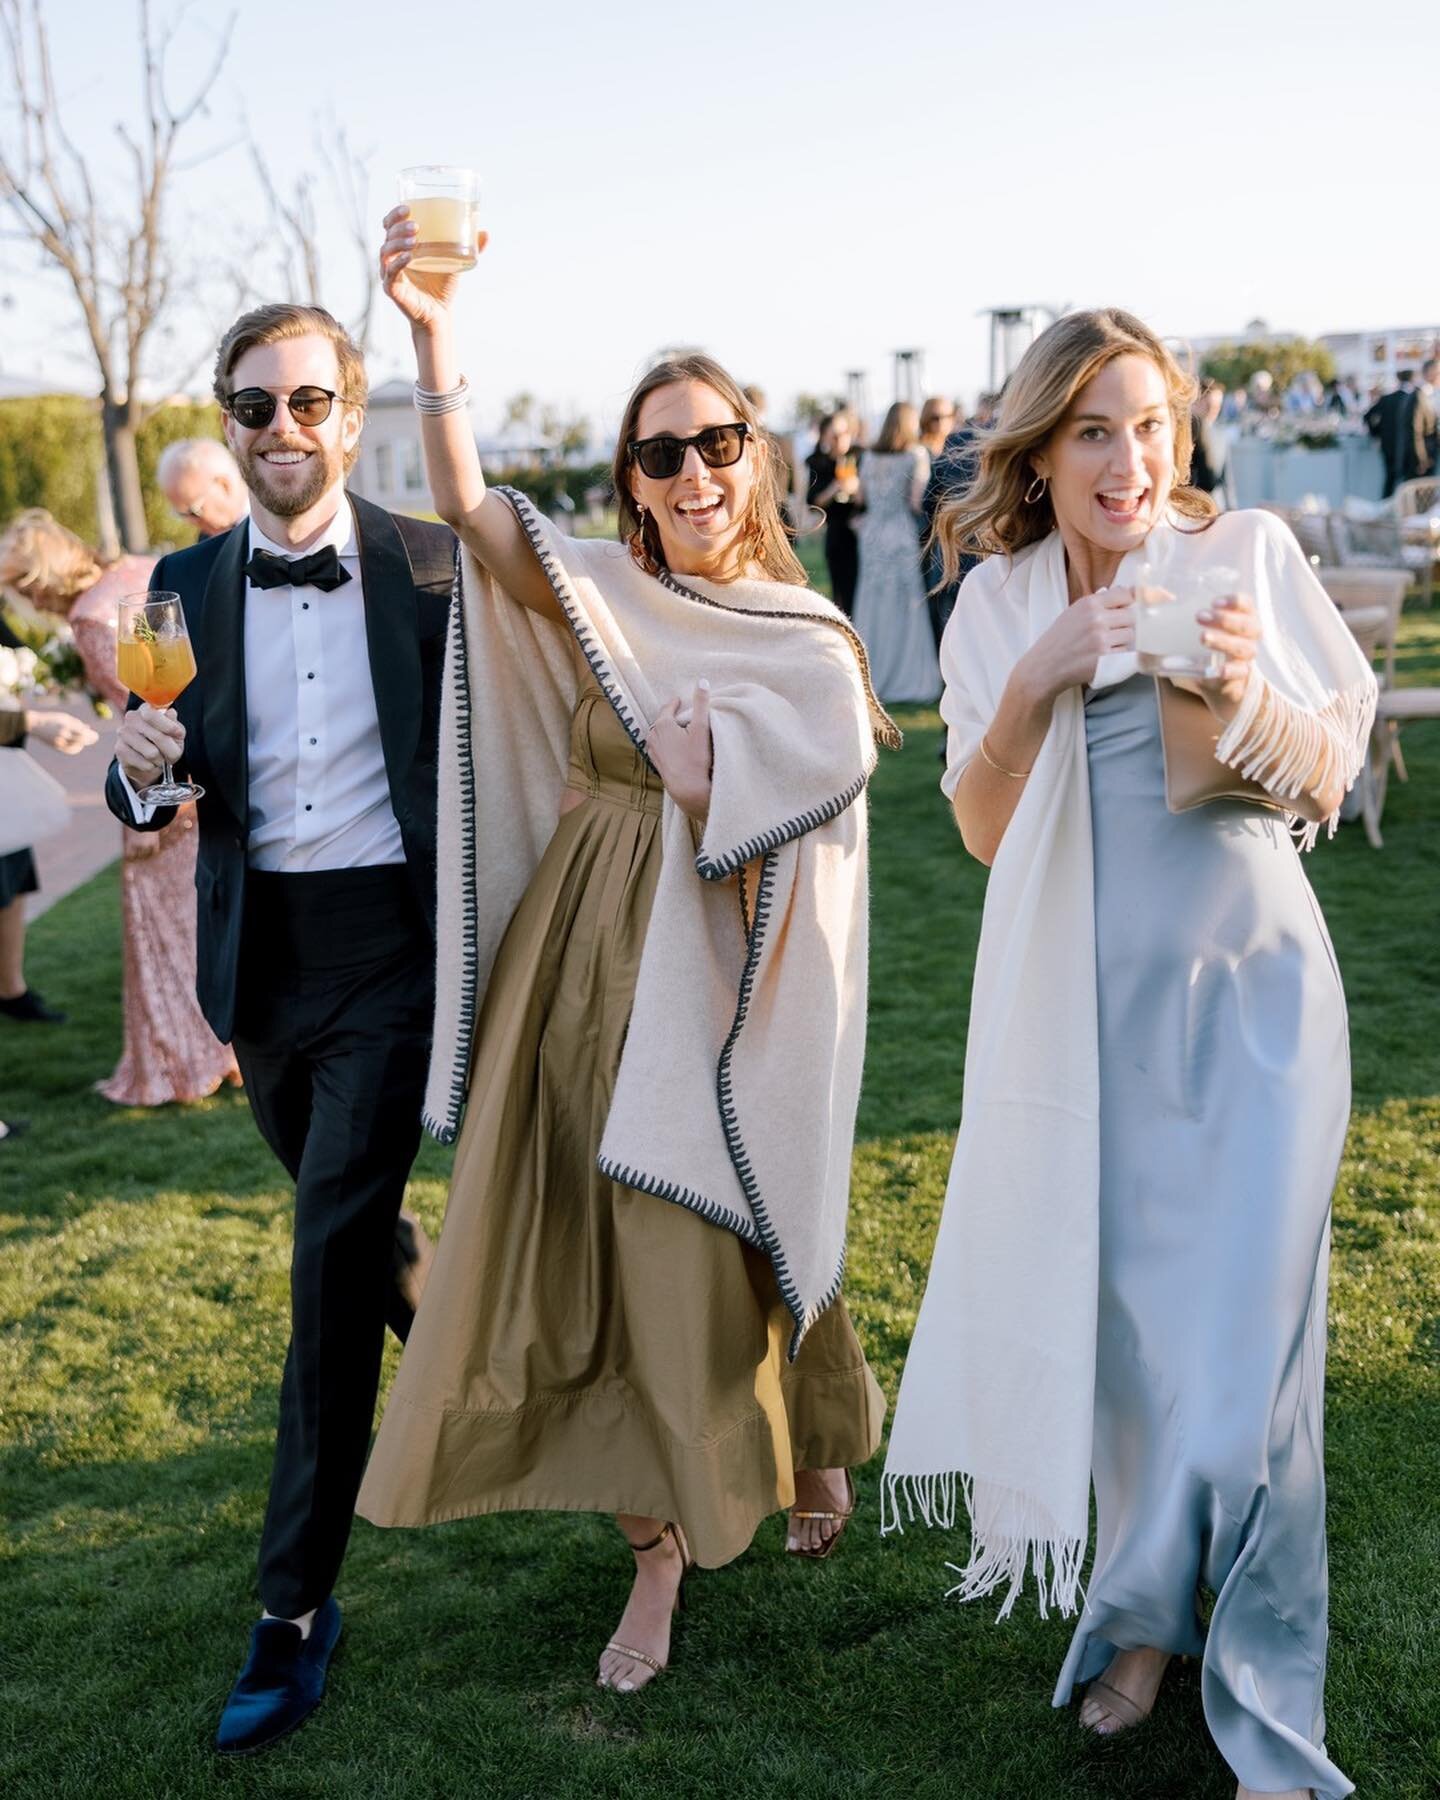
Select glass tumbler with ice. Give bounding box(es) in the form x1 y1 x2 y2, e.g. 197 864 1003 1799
1135 563 1240 680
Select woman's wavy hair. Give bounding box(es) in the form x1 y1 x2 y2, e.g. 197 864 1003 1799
612 353 807 586
873 401 920 453
0 508 103 613
934 308 1215 585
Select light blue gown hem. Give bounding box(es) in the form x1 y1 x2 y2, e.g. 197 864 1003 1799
1065 675 1351 1797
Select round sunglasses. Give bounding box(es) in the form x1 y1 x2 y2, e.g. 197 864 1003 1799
627 422 749 481
223 386 353 430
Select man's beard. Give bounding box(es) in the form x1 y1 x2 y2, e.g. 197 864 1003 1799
236 438 343 517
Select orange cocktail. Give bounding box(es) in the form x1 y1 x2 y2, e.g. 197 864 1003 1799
116 634 198 708
116 590 205 804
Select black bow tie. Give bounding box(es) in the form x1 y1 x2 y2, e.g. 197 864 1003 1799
244 545 352 593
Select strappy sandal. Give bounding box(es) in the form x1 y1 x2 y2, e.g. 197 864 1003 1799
1080 1651 1173 1736
787 1469 856 1561
599 1522 692 1692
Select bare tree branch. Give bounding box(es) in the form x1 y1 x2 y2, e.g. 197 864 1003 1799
0 0 238 548
317 123 376 352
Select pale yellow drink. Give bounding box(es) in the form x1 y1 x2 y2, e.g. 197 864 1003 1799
406 195 477 273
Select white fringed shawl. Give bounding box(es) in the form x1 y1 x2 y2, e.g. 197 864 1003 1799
424 489 898 1352
881 508 1377 1615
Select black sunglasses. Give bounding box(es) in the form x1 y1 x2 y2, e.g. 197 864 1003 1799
627 422 749 481
223 386 350 429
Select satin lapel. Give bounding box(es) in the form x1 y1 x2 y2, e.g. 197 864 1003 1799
199 525 250 829
352 493 421 804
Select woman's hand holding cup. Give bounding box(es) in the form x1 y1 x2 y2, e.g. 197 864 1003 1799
1196 592 1261 719
379 206 489 334
1019 585 1137 706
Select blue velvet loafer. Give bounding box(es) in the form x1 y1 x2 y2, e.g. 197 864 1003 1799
214 1596 342 1756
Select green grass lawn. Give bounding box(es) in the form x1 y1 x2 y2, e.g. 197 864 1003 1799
3 595 1439 1798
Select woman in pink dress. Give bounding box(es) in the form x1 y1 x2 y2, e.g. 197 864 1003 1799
0 509 240 1105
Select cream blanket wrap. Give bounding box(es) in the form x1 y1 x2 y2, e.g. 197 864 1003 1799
882 508 1377 1616
424 489 898 1352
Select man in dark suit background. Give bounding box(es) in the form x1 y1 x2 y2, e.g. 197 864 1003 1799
920 409 981 652
107 303 453 1755
1365 369 1433 496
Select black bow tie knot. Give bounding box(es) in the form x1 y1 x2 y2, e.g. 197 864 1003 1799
245 545 352 593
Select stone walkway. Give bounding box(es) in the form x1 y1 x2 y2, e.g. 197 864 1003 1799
26 700 122 920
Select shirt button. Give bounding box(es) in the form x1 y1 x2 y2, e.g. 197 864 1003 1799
307 671 315 679
304 804 313 812
309 737 317 746
302 602 310 610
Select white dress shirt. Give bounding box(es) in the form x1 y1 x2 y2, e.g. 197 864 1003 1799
122 498 405 872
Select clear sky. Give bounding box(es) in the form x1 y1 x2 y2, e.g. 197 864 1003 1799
3 0 1436 436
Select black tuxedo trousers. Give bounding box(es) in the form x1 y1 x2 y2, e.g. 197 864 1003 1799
236 866 434 1619
102 496 455 1617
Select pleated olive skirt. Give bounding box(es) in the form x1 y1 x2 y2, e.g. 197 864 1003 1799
358 683 884 1566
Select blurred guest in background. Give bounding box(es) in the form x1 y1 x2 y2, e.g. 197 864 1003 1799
920 404 980 650
157 439 248 541
1420 358 1439 477
1366 370 1433 497
0 510 239 1102
919 396 957 460
742 384 793 515
805 410 862 616
852 402 939 702
0 606 97 1026
1189 378 1232 507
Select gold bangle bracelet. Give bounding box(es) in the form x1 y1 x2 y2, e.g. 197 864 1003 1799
979 734 1032 779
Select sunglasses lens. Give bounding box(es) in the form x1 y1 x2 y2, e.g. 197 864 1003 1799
637 440 684 480
229 389 275 428
288 387 334 425
697 426 744 468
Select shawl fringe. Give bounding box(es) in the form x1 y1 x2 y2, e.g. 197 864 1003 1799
881 1471 1085 1621
1215 667 1378 853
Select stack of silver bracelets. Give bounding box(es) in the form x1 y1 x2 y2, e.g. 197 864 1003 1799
413 377 470 417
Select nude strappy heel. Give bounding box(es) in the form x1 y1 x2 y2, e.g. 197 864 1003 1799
787 1469 856 1561
599 1522 692 1690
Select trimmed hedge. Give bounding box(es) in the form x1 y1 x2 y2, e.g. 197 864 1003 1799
0 395 224 551
490 460 613 516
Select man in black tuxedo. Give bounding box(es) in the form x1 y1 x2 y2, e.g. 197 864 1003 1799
1365 369 1431 497
106 303 453 1755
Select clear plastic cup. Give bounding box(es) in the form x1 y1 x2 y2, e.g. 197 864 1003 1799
398 166 481 274
1134 563 1239 679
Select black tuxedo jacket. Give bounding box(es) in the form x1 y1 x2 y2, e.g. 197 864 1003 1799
104 493 455 1043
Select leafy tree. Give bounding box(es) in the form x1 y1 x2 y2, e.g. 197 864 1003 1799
792 391 839 428
0 394 220 550
1200 335 1337 395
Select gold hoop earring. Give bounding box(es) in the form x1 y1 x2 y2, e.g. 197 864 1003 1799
1025 474 1048 505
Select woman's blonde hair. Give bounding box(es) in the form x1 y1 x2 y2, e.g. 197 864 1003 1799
0 508 103 612
874 401 920 454
934 308 1214 585
612 353 807 586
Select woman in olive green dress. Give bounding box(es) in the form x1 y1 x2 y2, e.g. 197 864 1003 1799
358 213 889 1693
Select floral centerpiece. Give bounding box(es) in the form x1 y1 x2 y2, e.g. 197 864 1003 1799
0 601 112 717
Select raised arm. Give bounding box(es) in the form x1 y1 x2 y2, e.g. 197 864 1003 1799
379 209 564 625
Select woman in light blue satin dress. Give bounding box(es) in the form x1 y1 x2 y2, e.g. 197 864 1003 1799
921 310 1370 1800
